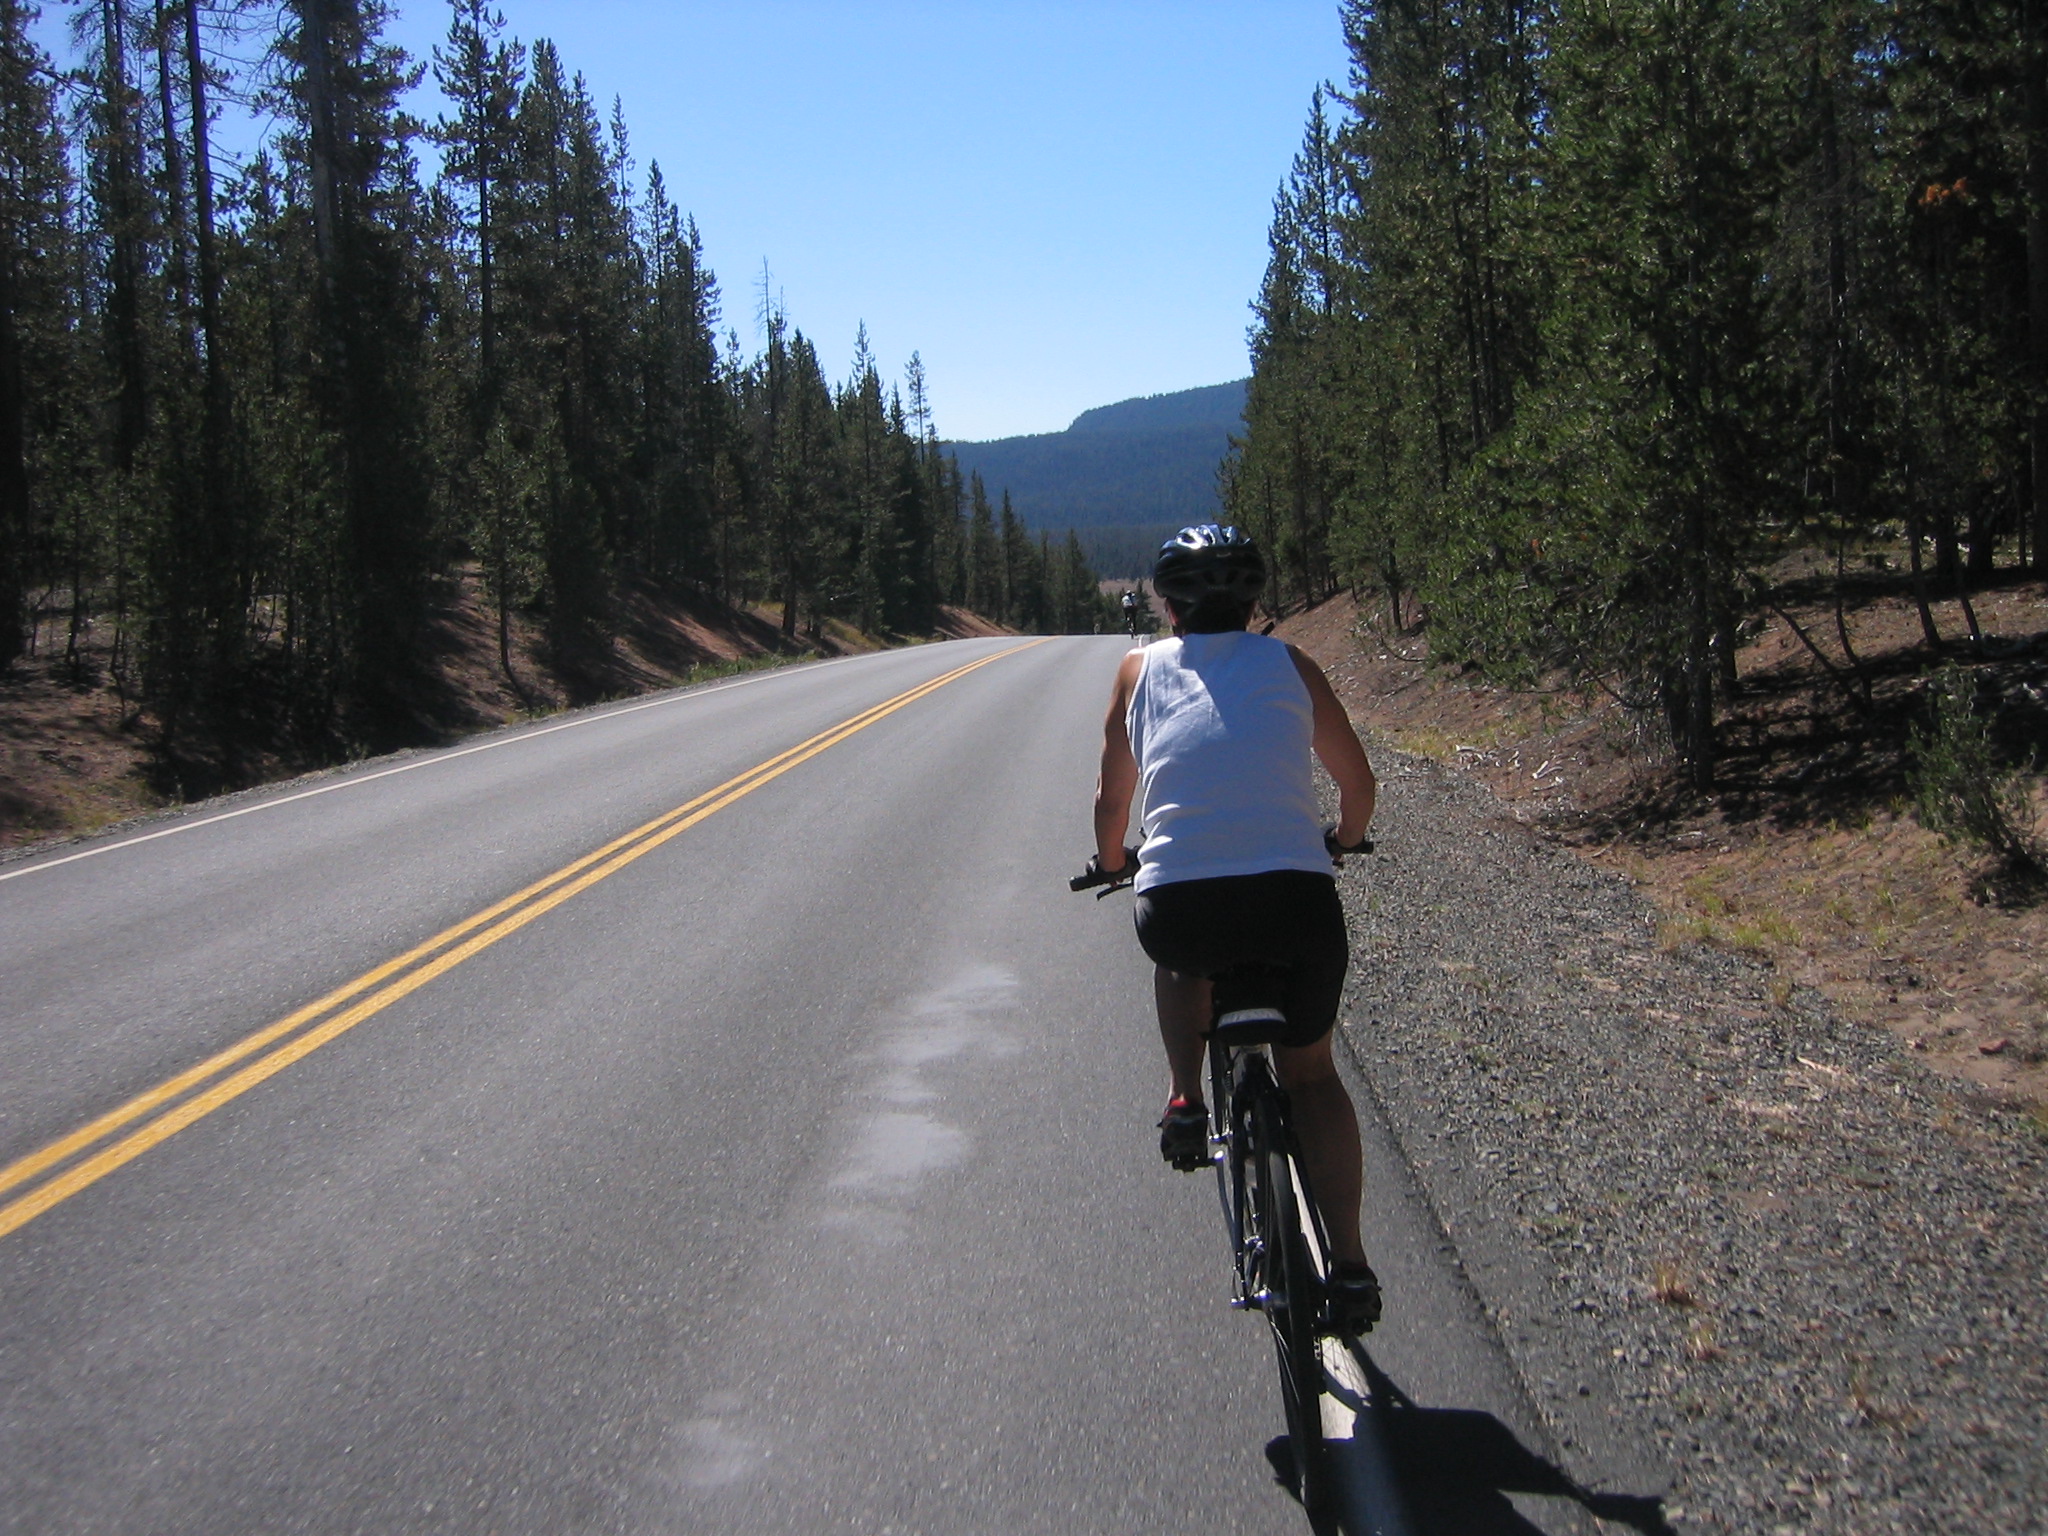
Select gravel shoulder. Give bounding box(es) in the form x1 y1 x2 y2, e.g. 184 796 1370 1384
1333 749 2048 1534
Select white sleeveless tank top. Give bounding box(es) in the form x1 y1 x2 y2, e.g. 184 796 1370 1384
1124 631 1329 892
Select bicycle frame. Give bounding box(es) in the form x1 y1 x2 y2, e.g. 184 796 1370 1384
1202 973 1336 1520
1063 864 1342 1520
1205 1014 1334 1318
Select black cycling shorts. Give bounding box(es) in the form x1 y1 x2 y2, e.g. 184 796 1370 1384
1132 869 1348 1047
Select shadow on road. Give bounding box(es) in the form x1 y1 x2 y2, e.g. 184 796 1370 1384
1265 1347 1675 1535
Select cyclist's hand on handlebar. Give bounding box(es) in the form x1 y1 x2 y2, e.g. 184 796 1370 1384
1070 848 1140 892
1323 824 1374 865
1087 849 1140 885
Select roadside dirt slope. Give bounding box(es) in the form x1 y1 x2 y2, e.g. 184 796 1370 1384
0 571 1009 854
1279 574 2048 1112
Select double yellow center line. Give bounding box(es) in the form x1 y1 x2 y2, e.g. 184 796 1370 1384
0 641 1043 1241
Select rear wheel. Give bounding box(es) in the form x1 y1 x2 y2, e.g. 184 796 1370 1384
1253 1089 1329 1520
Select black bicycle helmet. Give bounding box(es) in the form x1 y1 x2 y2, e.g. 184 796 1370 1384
1152 523 1266 611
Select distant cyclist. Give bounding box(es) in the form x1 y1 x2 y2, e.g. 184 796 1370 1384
1087 524 1382 1333
1121 588 1143 638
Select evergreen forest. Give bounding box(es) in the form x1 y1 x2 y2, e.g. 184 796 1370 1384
0 0 1114 787
1229 0 2048 788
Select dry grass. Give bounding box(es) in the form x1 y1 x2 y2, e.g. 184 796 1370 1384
1651 1262 1700 1308
1846 1360 1921 1430
1684 1321 1725 1362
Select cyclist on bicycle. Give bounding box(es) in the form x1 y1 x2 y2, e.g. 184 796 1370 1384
1121 589 1142 637
1088 524 1382 1333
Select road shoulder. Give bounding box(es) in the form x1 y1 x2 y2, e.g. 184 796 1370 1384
1330 750 2048 1533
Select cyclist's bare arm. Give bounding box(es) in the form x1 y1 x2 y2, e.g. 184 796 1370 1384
1287 645 1377 847
1094 649 1145 874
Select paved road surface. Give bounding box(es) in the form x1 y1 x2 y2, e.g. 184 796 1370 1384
1 636 1610 1534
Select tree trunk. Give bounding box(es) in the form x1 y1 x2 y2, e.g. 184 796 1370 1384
1956 580 1984 648
1290 429 1312 609
183 0 222 384
1831 543 1870 709
153 0 190 331
1929 518 1956 584
1684 497 1715 789
298 0 340 284
1906 507 1942 649
478 164 495 399
101 0 148 472
493 519 514 688
64 502 85 679
781 541 797 640
184 0 245 744
2028 0 2048 571
0 258 26 669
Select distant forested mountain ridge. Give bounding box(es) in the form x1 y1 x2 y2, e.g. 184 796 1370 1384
1066 380 1249 435
945 382 1247 575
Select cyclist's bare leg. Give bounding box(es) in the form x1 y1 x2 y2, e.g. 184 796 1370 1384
1155 966 1210 1103
1272 1034 1369 1269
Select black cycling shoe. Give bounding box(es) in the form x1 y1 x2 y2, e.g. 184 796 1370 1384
1325 1263 1383 1336
1157 1098 1209 1171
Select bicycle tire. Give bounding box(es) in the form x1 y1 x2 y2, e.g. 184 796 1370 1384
1253 1086 1329 1519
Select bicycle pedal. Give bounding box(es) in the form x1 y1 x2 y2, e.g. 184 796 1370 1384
1158 1106 1210 1170
1322 1270 1383 1336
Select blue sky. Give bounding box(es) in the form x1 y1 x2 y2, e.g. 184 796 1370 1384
35 1 1349 441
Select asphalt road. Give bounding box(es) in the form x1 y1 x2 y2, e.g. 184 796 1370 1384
0 636 1603 1535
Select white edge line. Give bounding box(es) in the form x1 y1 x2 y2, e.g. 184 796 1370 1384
0 645 933 885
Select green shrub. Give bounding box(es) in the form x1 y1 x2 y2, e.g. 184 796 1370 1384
1906 665 2043 874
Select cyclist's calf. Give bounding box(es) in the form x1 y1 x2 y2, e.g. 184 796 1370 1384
1271 1034 1368 1272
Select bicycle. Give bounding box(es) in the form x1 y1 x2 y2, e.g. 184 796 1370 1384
1070 840 1372 1523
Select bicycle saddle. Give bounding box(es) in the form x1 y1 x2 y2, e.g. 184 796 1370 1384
1207 963 1292 1047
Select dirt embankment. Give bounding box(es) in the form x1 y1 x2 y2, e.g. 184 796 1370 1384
0 570 1011 854
1278 571 2048 1114
1284 576 2048 1531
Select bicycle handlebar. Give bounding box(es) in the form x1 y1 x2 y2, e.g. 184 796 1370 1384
1071 835 1374 895
1070 858 1137 894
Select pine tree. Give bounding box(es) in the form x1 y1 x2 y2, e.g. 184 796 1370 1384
5 0 1002 768
1882 0 2039 588
1061 531 1094 633
840 324 891 632
638 173 726 591
433 0 521 417
2028 0 2048 571
499 39 642 662
965 469 998 615
432 1 524 681
998 490 1035 627
0 0 75 667
284 0 442 738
